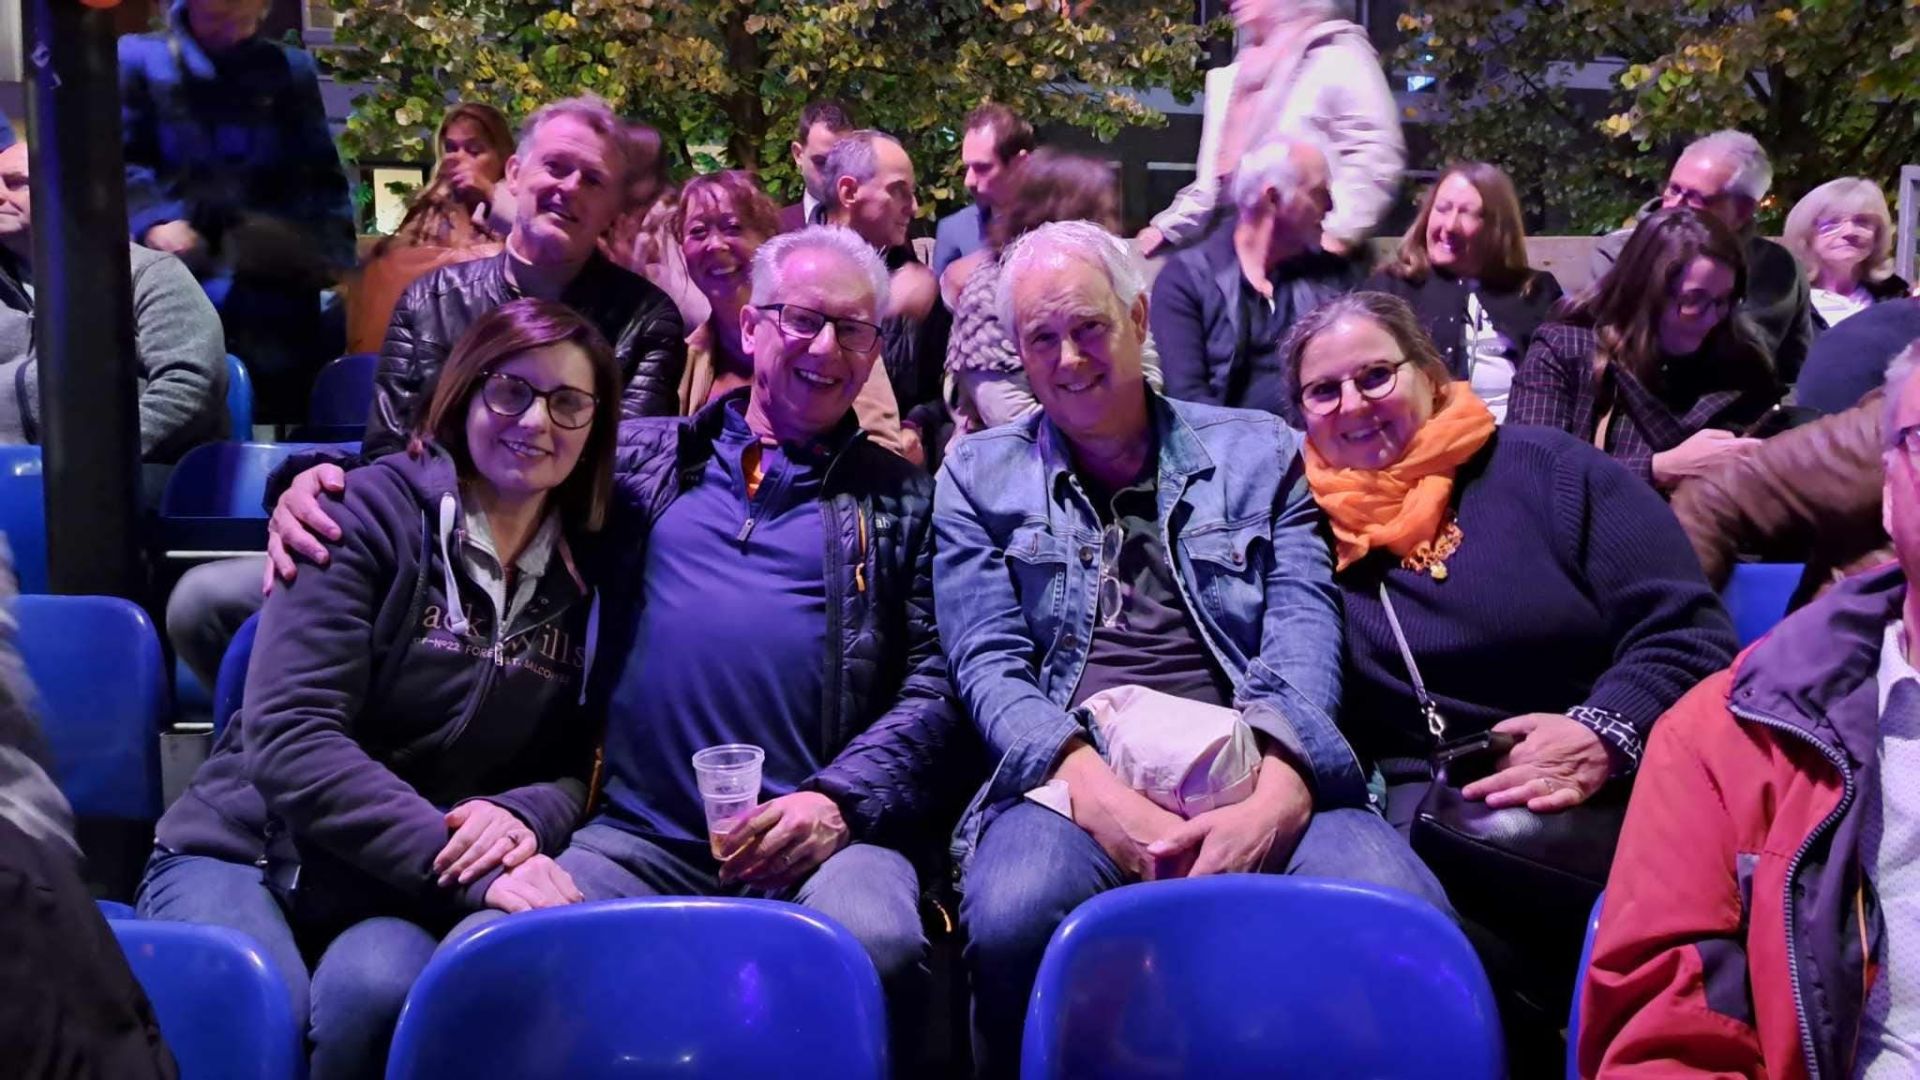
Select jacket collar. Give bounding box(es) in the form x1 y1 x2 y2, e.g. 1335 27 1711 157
1730 561 1905 768
491 247 618 306
0 250 28 314
679 386 867 476
1037 390 1215 505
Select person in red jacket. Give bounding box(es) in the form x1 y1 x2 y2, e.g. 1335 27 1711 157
1579 341 1920 1078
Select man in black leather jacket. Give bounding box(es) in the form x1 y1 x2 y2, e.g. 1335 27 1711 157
363 95 686 457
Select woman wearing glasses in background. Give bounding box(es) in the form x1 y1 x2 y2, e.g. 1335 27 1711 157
1782 177 1910 333
1278 291 1736 1069
137 299 617 1080
1507 207 1780 495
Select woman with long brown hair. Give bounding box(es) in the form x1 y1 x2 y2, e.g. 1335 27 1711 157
1362 162 1563 422
348 104 515 353
139 299 618 1080
1508 207 1779 492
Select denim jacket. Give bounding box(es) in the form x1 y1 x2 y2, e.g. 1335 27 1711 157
933 392 1365 865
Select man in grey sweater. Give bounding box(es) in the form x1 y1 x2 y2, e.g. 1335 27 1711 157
0 133 226 463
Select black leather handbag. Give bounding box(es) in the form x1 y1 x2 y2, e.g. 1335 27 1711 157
1377 584 1627 974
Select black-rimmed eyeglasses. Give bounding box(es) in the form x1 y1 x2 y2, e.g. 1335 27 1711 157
479 372 598 430
757 303 882 355
1297 359 1415 417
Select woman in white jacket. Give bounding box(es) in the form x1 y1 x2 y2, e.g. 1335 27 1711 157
1138 0 1403 257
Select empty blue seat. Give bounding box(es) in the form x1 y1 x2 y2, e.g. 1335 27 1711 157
225 354 254 439
96 898 136 920
1567 891 1606 1080
15 594 165 820
1022 877 1503 1079
386 898 888 1079
159 441 358 556
1722 562 1805 647
308 352 378 430
0 445 45 593
109 918 301 1080
211 612 260 738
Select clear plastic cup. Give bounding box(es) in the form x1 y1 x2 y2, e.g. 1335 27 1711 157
692 743 765 858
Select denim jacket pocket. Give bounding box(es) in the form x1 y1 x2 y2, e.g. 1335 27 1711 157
1178 520 1271 656
1005 521 1071 650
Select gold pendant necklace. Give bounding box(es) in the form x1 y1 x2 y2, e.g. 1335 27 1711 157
1400 519 1463 582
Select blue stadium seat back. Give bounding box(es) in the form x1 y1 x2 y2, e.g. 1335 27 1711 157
96 898 136 920
159 441 360 553
0 445 46 593
225 354 254 439
1722 562 1805 647
1566 890 1606 1080
14 594 165 820
386 898 888 1080
109 919 302 1080
308 353 379 429
211 612 261 739
1021 876 1504 1080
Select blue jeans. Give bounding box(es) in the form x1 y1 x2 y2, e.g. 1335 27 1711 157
959 801 1454 1078
136 850 485 1080
557 819 930 1060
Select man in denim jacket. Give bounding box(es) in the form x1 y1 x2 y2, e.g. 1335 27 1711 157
933 221 1448 1074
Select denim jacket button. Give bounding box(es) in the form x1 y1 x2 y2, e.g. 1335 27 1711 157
1078 546 1095 566
1232 549 1244 565
1062 631 1079 649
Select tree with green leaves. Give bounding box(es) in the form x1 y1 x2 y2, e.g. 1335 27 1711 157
324 0 1216 209
1398 0 1920 232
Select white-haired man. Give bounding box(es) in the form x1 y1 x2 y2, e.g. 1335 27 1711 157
1592 130 1812 379
549 225 968 1066
933 220 1448 1075
1149 138 1358 414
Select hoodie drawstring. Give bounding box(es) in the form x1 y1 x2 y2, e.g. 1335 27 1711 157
437 494 472 635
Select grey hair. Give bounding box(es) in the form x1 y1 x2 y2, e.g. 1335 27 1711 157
1884 340 1920 449
821 130 903 194
1231 136 1328 213
749 225 892 312
996 219 1148 338
517 95 632 183
1783 177 1896 284
1681 130 1773 203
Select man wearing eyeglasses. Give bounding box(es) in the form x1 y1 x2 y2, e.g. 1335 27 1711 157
553 225 969 1069
1590 129 1813 381
932 221 1448 1075
1582 340 1920 1078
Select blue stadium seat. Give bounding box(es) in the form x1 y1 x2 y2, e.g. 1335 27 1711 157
14 595 165 820
1721 562 1805 647
225 354 254 439
211 612 260 738
1567 891 1606 1080
109 919 301 1080
0 445 45 593
308 352 379 431
1021 877 1503 1079
159 441 358 556
96 898 136 920
386 898 888 1080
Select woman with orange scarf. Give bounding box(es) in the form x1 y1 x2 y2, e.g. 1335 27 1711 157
1280 292 1735 825
1281 291 1736 1066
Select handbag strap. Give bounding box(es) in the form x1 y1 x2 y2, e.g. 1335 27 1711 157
1378 582 1447 740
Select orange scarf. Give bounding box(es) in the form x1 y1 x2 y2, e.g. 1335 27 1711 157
1304 386 1497 572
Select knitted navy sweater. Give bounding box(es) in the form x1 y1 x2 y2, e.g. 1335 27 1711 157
1334 425 1737 769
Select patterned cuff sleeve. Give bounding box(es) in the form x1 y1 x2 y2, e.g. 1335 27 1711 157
1567 705 1644 777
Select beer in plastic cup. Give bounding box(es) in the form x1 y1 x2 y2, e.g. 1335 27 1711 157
692 744 764 858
